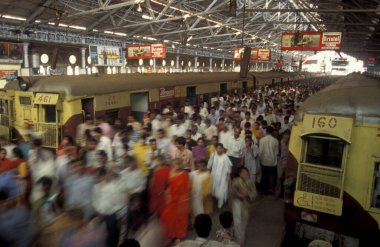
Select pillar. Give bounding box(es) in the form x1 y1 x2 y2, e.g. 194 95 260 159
222 59 225 71
176 55 180 70
23 42 29 68
209 57 213 71
194 56 198 69
266 63 269 71
81 47 86 69
153 58 156 73
261 63 264 71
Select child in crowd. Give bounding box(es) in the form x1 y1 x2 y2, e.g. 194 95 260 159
215 211 239 246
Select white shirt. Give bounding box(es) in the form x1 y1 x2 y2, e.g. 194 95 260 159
225 135 244 158
203 125 218 141
176 237 224 247
92 180 125 215
151 118 161 137
112 132 126 166
119 167 146 195
191 132 202 142
97 135 113 161
219 130 232 149
258 134 279 167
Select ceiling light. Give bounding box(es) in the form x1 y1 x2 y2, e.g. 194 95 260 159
186 36 193 42
137 4 142 12
183 14 190 19
142 14 153 20
1 14 26 21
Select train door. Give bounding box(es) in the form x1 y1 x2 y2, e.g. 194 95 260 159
34 93 60 148
220 83 227 95
0 97 10 139
242 81 248 93
130 92 149 123
81 98 94 119
186 86 197 105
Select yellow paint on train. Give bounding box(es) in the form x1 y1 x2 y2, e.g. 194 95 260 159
289 74 380 229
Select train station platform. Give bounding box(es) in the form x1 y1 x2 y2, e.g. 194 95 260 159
187 195 285 247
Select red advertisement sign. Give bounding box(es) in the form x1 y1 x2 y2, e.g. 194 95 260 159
159 87 175 100
233 48 271 61
0 42 23 60
321 32 342 50
151 44 166 58
127 44 166 59
281 32 342 51
0 70 18 80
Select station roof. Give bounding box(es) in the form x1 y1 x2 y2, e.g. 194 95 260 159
0 0 379 59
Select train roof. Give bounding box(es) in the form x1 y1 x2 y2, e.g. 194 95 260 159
297 73 380 123
3 72 302 97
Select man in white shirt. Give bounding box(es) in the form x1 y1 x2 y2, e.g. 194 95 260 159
258 126 279 194
92 168 125 247
203 119 218 143
119 156 146 196
190 125 202 142
156 129 171 155
225 127 244 178
169 114 187 138
93 127 113 161
240 111 255 130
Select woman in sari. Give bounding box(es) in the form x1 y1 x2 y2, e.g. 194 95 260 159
160 158 191 244
148 155 170 217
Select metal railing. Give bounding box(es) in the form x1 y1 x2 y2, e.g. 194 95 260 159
34 122 58 148
297 163 343 198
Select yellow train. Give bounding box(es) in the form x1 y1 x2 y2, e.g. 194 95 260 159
0 71 313 148
284 73 380 246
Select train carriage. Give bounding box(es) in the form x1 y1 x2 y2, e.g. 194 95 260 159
284 73 380 246
0 71 310 148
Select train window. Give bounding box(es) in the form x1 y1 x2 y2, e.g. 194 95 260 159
304 136 345 169
44 105 56 123
220 83 227 94
19 96 31 105
371 162 380 209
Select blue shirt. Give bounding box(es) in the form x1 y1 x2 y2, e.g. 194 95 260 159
0 207 33 247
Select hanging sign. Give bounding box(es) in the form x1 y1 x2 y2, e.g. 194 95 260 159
127 44 166 59
281 32 342 51
89 45 123 66
233 48 271 61
151 44 166 58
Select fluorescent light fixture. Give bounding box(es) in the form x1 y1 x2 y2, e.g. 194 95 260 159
69 25 86 30
35 20 41 23
186 36 193 42
104 30 113 34
142 14 153 20
59 23 68 27
48 22 55 25
2 14 26 21
183 14 190 19
137 4 142 12
114 32 127 36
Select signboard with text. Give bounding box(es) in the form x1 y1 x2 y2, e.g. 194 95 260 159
294 191 343 216
233 48 271 61
0 70 18 80
281 32 342 51
159 87 175 100
127 44 166 59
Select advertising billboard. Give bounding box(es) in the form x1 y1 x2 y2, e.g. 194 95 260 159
281 32 342 51
233 48 271 61
89 45 123 66
127 44 166 59
0 42 23 60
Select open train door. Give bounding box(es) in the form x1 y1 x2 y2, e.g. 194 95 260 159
130 92 149 123
81 98 94 119
186 86 197 105
0 93 12 140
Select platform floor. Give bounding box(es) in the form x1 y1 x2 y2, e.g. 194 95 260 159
187 195 286 247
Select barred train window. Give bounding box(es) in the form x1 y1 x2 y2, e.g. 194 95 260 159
305 136 345 169
372 162 380 209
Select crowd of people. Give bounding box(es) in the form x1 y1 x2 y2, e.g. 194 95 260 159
0 80 327 247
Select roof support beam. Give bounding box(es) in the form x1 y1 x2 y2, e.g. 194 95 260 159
24 0 55 26
244 8 380 13
66 0 137 18
85 9 119 32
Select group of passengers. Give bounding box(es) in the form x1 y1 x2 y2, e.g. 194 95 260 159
0 80 326 247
